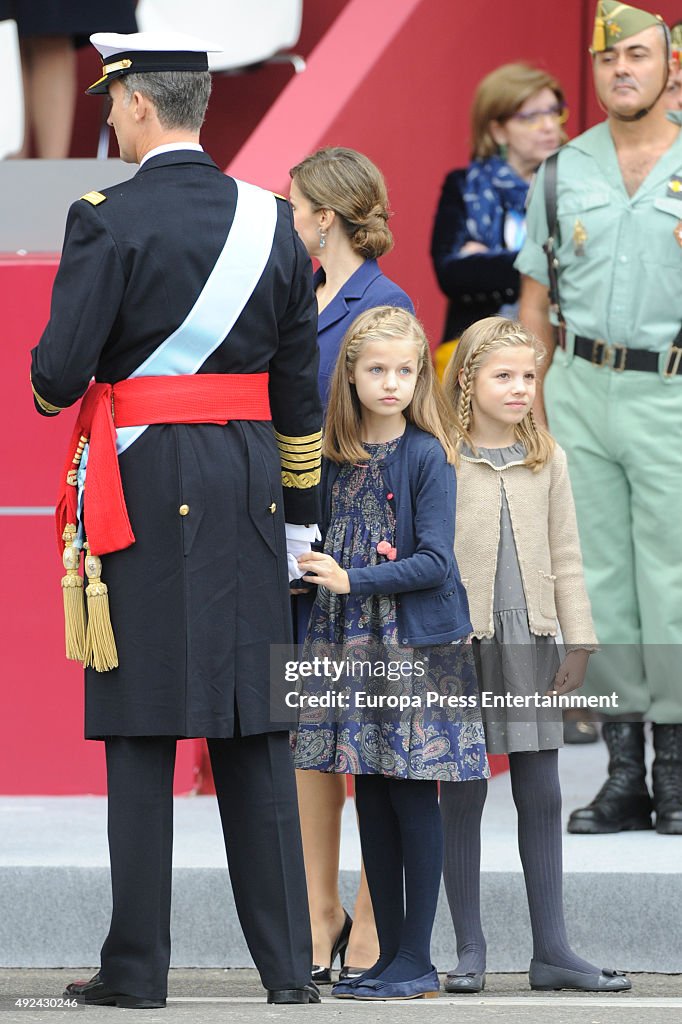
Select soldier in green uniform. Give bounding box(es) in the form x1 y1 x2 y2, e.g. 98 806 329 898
517 1 682 835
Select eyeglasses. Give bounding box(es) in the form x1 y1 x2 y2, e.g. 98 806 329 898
509 105 569 129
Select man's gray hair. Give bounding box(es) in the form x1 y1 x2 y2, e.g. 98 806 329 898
121 71 212 132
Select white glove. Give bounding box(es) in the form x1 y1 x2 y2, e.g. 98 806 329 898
285 523 320 582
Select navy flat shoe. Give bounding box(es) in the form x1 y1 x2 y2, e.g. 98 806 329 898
529 960 632 992
444 971 486 993
349 967 440 1001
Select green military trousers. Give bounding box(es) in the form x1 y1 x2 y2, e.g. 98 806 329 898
545 343 682 721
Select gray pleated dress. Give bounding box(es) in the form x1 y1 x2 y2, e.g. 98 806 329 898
470 443 564 753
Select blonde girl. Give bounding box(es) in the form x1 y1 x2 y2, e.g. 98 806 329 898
293 306 489 1001
439 316 630 994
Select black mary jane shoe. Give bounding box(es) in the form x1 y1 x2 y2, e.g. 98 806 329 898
444 971 486 994
267 982 321 1004
64 972 166 1008
311 910 353 984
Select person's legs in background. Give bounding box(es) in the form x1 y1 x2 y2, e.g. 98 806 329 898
19 36 76 158
545 355 652 833
295 770 378 978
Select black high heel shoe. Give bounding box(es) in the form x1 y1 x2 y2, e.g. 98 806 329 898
311 910 353 984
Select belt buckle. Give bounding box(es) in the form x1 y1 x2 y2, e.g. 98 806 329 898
591 339 609 367
665 345 682 378
610 342 627 372
591 339 626 371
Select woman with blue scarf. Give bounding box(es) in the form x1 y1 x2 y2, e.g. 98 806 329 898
431 63 566 363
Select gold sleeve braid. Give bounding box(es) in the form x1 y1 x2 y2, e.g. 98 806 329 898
275 428 322 488
31 375 62 414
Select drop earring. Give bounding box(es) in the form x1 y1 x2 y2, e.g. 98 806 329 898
318 227 327 249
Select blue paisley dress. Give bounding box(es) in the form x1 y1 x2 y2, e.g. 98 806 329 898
292 438 489 782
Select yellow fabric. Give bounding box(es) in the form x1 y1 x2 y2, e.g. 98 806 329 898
434 339 459 381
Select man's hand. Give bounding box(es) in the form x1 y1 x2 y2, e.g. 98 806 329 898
297 551 350 594
548 649 591 697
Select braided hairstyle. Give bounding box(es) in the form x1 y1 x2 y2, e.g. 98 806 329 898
324 306 462 465
442 316 555 470
289 147 393 259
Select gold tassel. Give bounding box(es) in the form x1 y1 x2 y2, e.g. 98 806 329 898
61 524 86 662
83 545 119 672
592 16 606 52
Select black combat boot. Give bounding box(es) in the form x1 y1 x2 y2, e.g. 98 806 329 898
652 725 682 835
567 722 653 834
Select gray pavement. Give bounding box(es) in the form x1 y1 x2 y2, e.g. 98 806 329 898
0 970 681 1024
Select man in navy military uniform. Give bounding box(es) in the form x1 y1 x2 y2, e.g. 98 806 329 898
30 31 322 1006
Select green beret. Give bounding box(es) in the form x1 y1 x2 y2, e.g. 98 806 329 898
591 1 664 53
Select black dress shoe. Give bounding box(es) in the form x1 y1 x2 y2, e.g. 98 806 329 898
267 982 321 1004
311 909 353 984
64 972 166 1008
567 722 653 833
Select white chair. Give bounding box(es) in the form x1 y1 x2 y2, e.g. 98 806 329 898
135 0 305 73
0 20 25 160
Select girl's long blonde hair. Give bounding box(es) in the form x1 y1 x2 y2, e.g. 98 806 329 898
442 316 555 471
324 306 460 465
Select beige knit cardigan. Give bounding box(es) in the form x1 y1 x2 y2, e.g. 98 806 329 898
454 444 598 648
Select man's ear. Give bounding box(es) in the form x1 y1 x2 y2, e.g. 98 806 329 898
131 90 150 123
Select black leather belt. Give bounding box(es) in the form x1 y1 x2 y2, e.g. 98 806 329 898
572 336 682 376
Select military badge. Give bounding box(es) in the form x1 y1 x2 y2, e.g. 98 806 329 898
573 219 587 257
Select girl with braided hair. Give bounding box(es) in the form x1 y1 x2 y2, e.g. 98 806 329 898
439 316 630 994
292 306 489 1001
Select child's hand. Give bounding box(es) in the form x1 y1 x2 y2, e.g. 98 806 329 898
548 649 591 696
297 551 350 594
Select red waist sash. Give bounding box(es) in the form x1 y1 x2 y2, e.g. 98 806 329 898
56 373 271 557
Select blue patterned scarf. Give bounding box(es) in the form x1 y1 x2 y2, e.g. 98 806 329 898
463 156 530 253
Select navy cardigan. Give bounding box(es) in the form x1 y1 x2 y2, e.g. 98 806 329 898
320 423 472 646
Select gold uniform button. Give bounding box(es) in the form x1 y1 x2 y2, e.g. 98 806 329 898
179 504 190 516
269 502 277 514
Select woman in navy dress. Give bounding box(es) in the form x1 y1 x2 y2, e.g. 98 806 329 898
288 147 413 982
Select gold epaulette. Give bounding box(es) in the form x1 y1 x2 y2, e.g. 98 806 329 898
275 428 322 489
81 191 107 206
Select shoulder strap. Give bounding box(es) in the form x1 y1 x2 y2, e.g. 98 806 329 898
541 152 566 350
543 151 560 244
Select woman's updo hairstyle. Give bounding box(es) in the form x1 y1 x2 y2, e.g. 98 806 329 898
289 146 393 259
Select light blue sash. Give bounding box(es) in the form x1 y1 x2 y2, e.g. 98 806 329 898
116 178 278 454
